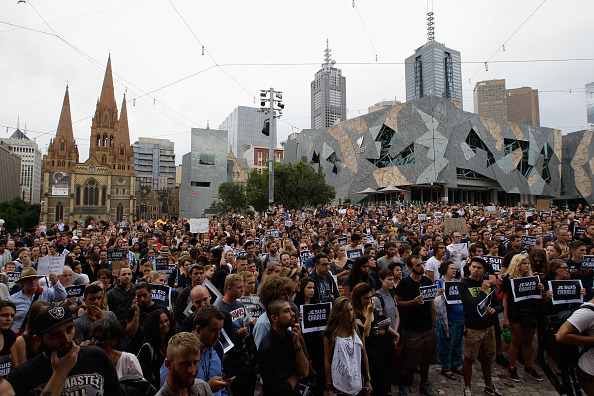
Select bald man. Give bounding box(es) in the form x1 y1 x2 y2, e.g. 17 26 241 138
181 285 211 332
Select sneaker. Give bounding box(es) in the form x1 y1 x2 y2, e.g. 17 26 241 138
508 366 520 382
420 382 437 396
463 386 473 396
399 385 409 396
495 354 509 368
484 386 504 396
524 365 543 381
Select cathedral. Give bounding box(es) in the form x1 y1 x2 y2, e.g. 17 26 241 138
41 56 136 226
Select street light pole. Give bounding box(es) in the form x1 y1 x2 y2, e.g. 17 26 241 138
260 88 283 206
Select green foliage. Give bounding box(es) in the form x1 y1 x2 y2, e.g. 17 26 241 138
246 157 335 212
209 182 249 217
0 197 41 233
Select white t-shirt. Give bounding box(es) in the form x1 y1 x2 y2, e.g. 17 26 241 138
332 334 363 395
567 302 594 375
425 256 442 279
116 352 144 379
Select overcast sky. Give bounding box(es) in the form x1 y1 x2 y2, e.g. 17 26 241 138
1 0 593 164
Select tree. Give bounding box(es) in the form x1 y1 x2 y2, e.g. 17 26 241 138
209 182 250 217
0 197 41 233
246 157 335 212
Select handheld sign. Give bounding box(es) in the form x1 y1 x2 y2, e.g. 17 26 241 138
443 218 466 235
285 220 293 227
582 255 594 270
154 258 175 275
434 211 443 219
548 280 583 305
106 248 128 261
300 250 312 261
239 296 265 321
189 218 209 234
450 243 469 255
202 279 223 306
484 256 503 272
151 284 172 310
419 284 438 303
443 281 462 304
346 248 364 261
418 214 427 221
266 229 280 238
220 329 234 354
337 237 348 245
37 256 66 276
65 285 86 298
536 199 550 212
510 276 542 302
7 272 20 283
520 235 537 247
574 226 586 238
300 302 332 333
366 235 374 244
477 292 493 317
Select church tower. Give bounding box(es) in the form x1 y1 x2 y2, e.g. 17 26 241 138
44 85 79 173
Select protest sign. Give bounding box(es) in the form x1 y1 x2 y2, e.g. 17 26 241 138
285 220 293 227
37 256 66 276
444 281 461 304
477 292 493 317
434 212 443 219
7 272 20 283
346 248 364 261
300 250 312 260
520 235 537 246
220 329 234 354
540 232 554 240
486 205 496 212
511 276 542 302
295 384 310 396
151 284 172 309
443 218 466 235
190 218 209 234
366 235 374 244
419 284 438 303
239 296 265 321
484 256 503 272
202 279 223 306
450 243 469 255
337 237 348 245
582 255 594 269
106 248 128 261
573 226 586 238
266 229 280 238
418 214 427 221
548 280 583 305
154 258 175 275
65 285 86 298
300 302 332 333
536 199 550 212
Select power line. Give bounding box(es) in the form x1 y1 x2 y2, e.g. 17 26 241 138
354 3 378 61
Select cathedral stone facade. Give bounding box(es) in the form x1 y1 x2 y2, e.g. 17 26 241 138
41 56 136 226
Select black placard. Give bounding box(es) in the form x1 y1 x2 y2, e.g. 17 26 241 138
548 279 583 305
300 302 332 333
202 279 223 306
266 229 280 238
337 237 348 245
511 275 542 302
346 248 363 261
444 281 461 304
154 258 173 275
65 285 86 298
574 226 586 238
239 296 265 320
582 255 594 270
520 235 537 246
6 271 20 283
540 232 554 240
477 292 493 317
419 284 438 303
151 284 171 309
106 248 128 261
299 250 312 260
484 256 503 272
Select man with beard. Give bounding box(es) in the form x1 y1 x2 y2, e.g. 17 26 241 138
5 306 120 395
157 332 213 396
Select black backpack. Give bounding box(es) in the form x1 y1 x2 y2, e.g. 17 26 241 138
119 374 158 396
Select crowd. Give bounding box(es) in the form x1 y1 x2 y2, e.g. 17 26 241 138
0 202 592 396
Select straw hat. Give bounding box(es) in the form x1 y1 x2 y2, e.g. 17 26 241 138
19 267 44 281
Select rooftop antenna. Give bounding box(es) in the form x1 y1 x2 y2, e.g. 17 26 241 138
427 0 435 42
323 39 336 67
17 115 20 131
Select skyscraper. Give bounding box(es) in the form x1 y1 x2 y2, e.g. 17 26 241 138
132 137 175 190
405 13 462 106
1 125 42 203
506 87 540 126
311 40 347 129
473 79 507 120
586 82 594 126
218 106 269 157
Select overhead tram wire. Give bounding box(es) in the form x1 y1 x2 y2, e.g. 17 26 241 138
353 3 379 61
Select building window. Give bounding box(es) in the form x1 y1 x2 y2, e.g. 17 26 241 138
102 155 107 164
120 145 125 156
191 181 211 187
116 204 124 222
101 187 107 206
199 154 215 165
55 202 63 222
115 188 119 195
60 140 65 151
96 135 101 147
75 186 80 205
83 179 100 206
110 135 114 147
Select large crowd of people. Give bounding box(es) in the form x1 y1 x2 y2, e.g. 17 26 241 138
0 202 592 396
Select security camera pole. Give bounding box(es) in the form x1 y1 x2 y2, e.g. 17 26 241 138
260 88 283 205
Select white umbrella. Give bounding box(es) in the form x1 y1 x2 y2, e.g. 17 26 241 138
356 187 377 195
378 185 404 193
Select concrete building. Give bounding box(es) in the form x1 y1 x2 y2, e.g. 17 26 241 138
218 106 269 157
586 82 594 127
1 128 42 203
405 40 462 107
41 56 136 225
243 146 283 174
179 127 228 217
506 87 540 126
473 79 507 120
284 96 565 206
0 141 22 203
311 40 347 129
132 137 175 190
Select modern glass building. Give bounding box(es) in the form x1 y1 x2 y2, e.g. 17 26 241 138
311 41 347 130
218 106 270 157
132 137 175 190
1 128 42 203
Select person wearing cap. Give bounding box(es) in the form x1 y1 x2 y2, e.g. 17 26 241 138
5 306 121 395
8 268 67 334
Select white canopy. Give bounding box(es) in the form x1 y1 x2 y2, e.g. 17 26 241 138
356 187 377 195
378 185 404 193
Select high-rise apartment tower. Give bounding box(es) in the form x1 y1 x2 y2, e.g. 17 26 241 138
311 40 347 129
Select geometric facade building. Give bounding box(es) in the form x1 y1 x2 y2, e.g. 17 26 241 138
41 56 136 225
132 137 176 190
1 127 43 204
311 40 347 129
561 129 594 205
284 96 563 205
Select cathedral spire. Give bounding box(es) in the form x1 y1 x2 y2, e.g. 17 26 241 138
98 55 117 111
117 94 131 147
56 85 74 140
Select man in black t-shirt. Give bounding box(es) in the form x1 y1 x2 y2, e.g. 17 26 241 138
394 255 441 396
6 306 120 395
567 240 593 301
126 281 162 353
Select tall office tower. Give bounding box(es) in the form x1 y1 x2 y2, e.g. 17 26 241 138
586 82 594 127
218 106 269 157
1 125 42 203
133 137 176 190
405 12 463 107
311 40 347 129
506 87 540 126
473 79 507 120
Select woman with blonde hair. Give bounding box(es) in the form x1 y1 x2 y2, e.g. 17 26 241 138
323 296 372 396
281 237 296 256
501 254 544 383
263 262 282 279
